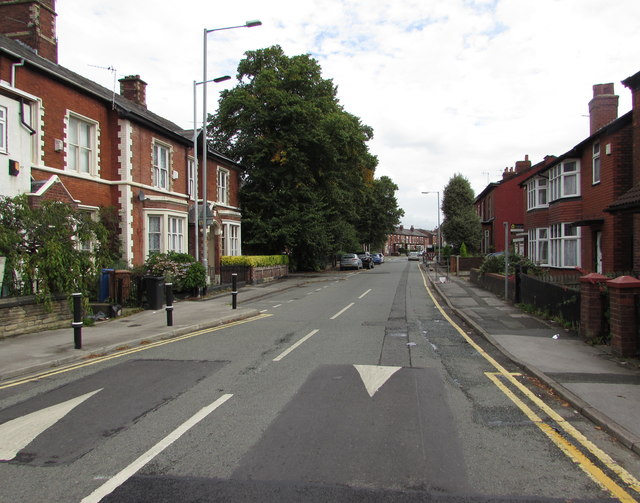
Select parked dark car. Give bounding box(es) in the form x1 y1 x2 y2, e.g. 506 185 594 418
357 252 374 269
340 253 362 270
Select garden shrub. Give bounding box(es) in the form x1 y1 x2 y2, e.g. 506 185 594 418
221 255 289 267
143 252 206 292
479 253 541 276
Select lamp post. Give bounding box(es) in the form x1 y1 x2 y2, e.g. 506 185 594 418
201 20 261 282
193 75 230 263
421 191 441 263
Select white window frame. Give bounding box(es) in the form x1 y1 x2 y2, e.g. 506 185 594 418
592 142 600 185
549 223 580 268
167 216 185 253
527 228 548 265
147 215 163 255
188 157 196 200
76 208 98 253
549 159 580 201
145 212 187 257
526 177 548 210
153 141 171 190
217 167 229 205
66 112 99 175
0 105 7 153
221 221 241 256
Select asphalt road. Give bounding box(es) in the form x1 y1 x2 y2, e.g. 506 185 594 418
0 258 639 502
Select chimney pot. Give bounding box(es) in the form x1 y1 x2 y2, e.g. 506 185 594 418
119 75 148 108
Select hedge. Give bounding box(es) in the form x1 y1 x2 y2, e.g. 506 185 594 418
221 255 289 267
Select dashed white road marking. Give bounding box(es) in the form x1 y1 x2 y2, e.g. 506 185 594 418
330 303 354 320
273 330 320 362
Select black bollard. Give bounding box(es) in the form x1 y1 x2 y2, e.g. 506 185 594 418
165 283 174 326
72 292 83 349
231 273 238 310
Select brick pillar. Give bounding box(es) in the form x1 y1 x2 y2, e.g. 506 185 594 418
579 273 609 342
607 276 640 357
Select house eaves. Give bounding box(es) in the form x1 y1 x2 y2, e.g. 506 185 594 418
474 182 499 203
519 112 632 187
188 129 244 171
0 34 219 151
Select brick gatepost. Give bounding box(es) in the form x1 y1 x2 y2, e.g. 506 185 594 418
607 276 640 357
579 273 609 342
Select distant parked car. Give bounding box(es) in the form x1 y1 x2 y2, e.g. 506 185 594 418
408 251 420 261
340 253 362 270
372 253 384 264
357 251 374 269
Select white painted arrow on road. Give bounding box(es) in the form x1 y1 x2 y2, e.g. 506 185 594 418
0 388 102 461
354 365 401 397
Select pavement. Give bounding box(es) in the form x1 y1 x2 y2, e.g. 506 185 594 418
1 266 639 456
428 266 640 456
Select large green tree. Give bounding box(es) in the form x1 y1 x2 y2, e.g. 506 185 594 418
441 174 482 253
209 45 401 270
359 176 405 250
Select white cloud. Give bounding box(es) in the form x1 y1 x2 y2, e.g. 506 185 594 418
55 0 639 232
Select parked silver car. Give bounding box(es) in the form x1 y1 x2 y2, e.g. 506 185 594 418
340 253 363 270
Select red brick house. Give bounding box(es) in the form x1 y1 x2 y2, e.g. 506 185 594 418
474 155 558 255
606 71 640 272
0 0 242 283
385 225 434 255
520 80 636 275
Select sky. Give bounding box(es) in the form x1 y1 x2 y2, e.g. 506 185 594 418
55 0 639 232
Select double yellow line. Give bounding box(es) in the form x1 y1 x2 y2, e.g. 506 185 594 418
0 314 272 391
418 265 640 502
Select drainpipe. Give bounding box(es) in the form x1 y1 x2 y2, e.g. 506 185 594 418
11 59 25 86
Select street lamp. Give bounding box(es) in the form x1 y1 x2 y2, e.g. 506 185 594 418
193 76 230 262
421 191 441 263
201 20 261 281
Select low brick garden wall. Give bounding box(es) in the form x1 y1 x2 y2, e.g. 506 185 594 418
220 264 289 285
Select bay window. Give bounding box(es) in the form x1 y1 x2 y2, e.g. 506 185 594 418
527 228 548 265
527 177 548 210
148 216 162 254
549 223 580 268
549 160 580 201
168 217 184 253
146 212 187 256
222 222 241 256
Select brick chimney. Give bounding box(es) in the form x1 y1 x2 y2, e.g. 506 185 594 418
0 0 58 63
514 154 531 174
502 167 514 180
589 83 618 135
119 75 147 108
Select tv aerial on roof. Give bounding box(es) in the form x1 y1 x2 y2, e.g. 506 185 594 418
88 64 118 109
